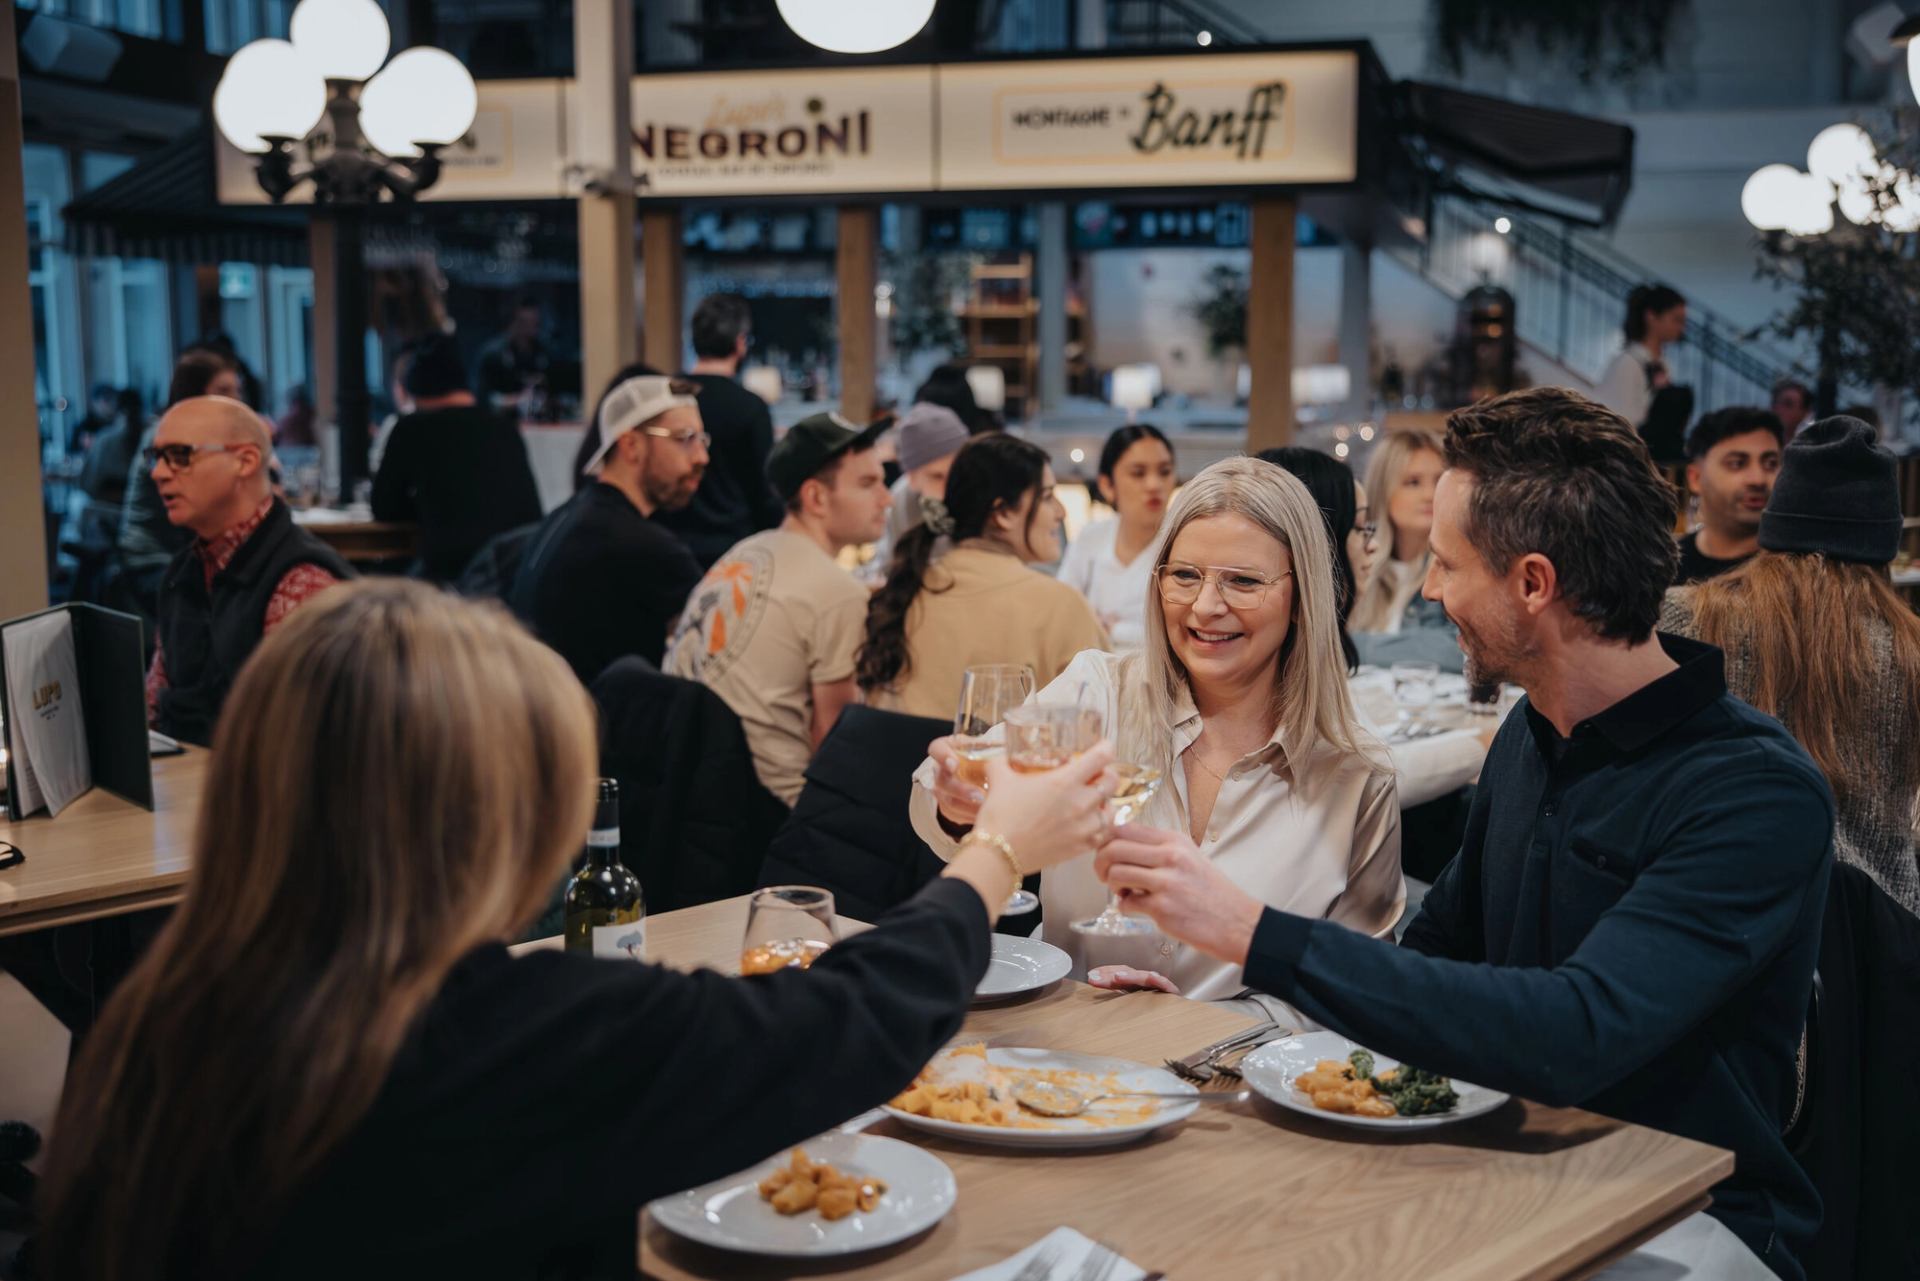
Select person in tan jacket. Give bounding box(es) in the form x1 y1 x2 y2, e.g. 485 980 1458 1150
856 433 1106 720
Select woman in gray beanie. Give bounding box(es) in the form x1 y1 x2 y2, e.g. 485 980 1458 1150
1663 415 1920 915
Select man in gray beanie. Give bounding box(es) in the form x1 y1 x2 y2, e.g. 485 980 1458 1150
861 402 970 584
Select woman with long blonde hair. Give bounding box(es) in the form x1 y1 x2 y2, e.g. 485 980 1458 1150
911 457 1402 1017
1663 416 1920 915
40 580 1112 1280
1349 428 1462 670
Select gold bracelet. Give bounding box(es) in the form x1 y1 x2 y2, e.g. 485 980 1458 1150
960 829 1023 880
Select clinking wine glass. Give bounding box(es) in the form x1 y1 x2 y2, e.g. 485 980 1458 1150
951 664 1034 789
739 885 837 975
998 702 1102 915
1070 763 1165 938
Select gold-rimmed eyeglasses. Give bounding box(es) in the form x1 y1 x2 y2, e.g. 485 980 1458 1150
1155 562 1293 609
639 425 712 452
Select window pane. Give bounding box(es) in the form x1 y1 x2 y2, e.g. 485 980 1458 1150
80 151 135 193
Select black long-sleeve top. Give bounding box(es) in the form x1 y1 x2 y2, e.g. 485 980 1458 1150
370 405 545 582
251 877 990 1280
1243 636 1831 1280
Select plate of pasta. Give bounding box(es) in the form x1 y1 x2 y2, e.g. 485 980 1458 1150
883 1044 1198 1148
1238 1031 1509 1131
646 1133 954 1257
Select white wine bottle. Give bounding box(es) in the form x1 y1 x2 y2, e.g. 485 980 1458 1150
564 779 645 958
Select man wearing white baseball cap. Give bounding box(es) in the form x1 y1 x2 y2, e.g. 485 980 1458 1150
508 368 709 681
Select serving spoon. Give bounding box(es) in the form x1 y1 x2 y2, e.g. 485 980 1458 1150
1012 1081 1249 1118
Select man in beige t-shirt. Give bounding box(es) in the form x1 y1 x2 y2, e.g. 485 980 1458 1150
666 413 891 804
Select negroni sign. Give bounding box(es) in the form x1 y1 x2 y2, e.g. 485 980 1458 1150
629 67 936 197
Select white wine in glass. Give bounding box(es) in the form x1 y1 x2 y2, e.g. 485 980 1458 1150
1070 763 1165 939
951 664 1033 790
997 702 1100 915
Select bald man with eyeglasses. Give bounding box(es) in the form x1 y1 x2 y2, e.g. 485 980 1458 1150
144 396 354 745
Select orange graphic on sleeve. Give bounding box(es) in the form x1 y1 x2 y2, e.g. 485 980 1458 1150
706 560 756 656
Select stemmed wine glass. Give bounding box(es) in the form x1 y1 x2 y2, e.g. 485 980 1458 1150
1070 762 1165 938
999 702 1096 915
953 665 1037 913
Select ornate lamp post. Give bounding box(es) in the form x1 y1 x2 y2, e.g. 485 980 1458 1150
212 0 477 497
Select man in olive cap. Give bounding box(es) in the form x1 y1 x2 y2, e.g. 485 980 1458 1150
665 413 892 804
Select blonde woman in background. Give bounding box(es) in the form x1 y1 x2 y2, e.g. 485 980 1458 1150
910 458 1403 1022
1350 428 1462 672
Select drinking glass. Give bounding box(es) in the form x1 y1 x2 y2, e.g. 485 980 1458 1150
1070 762 1166 939
951 664 1033 790
1390 661 1440 729
1467 676 1502 717
997 702 1104 915
739 886 837 975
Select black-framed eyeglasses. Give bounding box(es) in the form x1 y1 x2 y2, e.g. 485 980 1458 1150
639 426 712 452
1155 563 1293 609
144 442 243 472
0 841 22 871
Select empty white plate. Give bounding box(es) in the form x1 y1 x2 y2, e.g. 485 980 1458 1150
974 935 1072 1000
1239 1030 1510 1131
646 1132 955 1257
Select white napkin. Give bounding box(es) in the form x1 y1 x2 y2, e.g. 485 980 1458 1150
949 1227 1149 1281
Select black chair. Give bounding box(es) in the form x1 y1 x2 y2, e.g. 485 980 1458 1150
589 658 787 914
455 522 541 601
759 705 1041 933
1787 861 1920 1280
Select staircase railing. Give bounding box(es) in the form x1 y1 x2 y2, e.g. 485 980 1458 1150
1407 194 1804 414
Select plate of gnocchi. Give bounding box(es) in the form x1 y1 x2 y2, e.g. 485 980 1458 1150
1238 1030 1509 1131
646 1133 954 1256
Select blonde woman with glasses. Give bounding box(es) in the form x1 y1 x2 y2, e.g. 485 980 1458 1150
1350 428 1463 672
911 458 1403 1018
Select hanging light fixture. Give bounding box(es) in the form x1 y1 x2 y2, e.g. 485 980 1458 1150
775 0 937 54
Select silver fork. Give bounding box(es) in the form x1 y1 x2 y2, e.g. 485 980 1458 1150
1163 1021 1277 1081
1011 1247 1062 1281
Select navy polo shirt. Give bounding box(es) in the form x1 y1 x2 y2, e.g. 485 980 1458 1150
1245 634 1831 1279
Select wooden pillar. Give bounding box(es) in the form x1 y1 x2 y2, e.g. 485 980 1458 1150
638 209 681 374
1244 196 1297 454
576 0 637 400
0 18 47 618
308 219 337 431
836 206 878 423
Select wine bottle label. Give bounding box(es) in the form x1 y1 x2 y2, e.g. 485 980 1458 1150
591 919 645 960
586 828 620 848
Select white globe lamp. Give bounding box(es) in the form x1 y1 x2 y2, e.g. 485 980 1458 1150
213 39 327 152
775 0 937 54
1781 172 1836 236
290 0 392 81
359 47 478 157
1806 123 1876 189
1741 164 1811 232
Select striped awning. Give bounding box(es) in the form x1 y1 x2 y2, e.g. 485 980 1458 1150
61 122 312 266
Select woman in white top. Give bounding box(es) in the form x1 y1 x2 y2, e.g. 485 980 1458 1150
1593 283 1687 430
910 458 1402 1020
1259 446 1486 808
1056 425 1175 649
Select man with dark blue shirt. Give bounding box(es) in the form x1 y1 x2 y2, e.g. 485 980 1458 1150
1100 388 1832 1279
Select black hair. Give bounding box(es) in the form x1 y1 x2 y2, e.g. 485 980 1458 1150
1257 447 1361 673
167 348 238 408
403 334 470 400
690 294 752 360
856 434 1051 692
1771 379 1812 410
1623 283 1685 342
1684 407 1784 462
1095 423 1174 493
914 364 994 434
572 361 664 491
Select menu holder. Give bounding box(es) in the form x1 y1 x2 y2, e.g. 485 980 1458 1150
0 603 153 821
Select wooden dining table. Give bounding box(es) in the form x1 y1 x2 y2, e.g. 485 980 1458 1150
0 747 206 937
604 896 1731 1281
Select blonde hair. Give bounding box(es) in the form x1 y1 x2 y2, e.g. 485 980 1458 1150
1351 428 1444 631
1684 554 1920 812
1114 457 1382 827
43 580 599 1280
